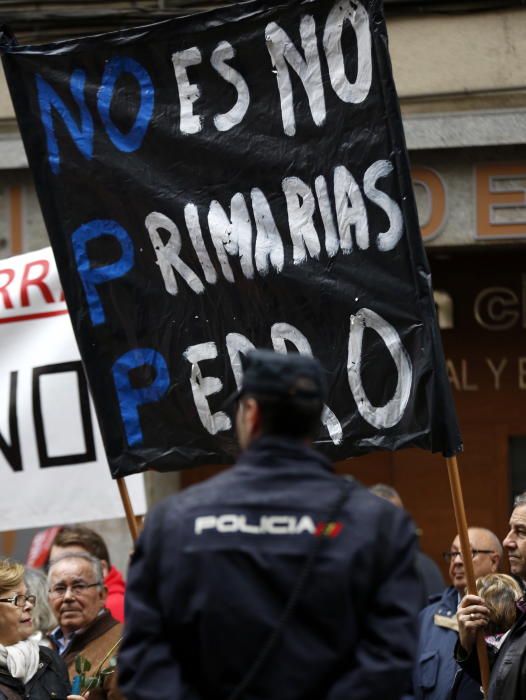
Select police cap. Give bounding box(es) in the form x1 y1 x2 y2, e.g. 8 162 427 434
235 349 327 403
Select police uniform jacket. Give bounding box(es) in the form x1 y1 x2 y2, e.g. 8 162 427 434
119 435 421 700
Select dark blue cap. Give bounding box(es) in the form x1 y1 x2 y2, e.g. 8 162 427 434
235 349 326 403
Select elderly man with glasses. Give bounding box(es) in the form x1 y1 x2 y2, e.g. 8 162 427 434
412 527 501 700
47 553 123 699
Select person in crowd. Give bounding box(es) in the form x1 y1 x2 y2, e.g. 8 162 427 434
119 349 421 700
23 569 56 647
503 492 526 591
48 526 125 623
413 527 501 700
370 484 445 608
47 553 122 700
454 493 526 700
475 573 522 646
0 558 71 700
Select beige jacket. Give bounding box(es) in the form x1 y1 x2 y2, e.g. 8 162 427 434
51 610 124 700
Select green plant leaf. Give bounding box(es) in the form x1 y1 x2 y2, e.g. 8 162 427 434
75 655 92 674
82 675 101 691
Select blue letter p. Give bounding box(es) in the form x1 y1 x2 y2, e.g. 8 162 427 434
71 219 134 326
112 348 169 447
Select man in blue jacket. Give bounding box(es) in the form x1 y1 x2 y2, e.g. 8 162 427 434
413 527 501 700
119 350 421 700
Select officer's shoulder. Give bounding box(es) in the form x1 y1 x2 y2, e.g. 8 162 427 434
348 479 407 519
148 466 238 518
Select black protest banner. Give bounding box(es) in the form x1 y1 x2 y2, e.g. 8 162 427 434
0 0 462 476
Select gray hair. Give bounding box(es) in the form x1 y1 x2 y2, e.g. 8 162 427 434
370 484 401 502
514 492 526 508
47 552 103 586
24 568 57 634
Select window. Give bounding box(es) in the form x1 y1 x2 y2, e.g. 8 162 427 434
510 437 526 507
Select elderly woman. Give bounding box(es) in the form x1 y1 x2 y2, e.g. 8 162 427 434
456 573 526 700
24 569 56 647
0 558 74 700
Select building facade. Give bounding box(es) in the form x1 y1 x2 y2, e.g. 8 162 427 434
0 0 525 572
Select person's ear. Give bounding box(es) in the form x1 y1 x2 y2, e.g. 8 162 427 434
244 398 262 439
100 560 109 578
99 585 108 604
491 554 500 572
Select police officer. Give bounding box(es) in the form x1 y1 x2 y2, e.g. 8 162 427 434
119 350 421 700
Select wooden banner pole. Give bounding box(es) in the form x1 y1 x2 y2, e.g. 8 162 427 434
446 455 490 697
117 477 139 543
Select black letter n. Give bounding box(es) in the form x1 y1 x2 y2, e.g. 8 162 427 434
0 372 22 471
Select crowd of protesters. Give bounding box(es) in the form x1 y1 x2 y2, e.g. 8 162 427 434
0 526 125 700
2 502 522 700
1 352 526 699
2 493 526 700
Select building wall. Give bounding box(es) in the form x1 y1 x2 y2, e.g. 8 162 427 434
392 9 526 107
0 2 525 572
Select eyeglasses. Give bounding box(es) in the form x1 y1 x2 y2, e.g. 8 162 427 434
0 594 36 607
442 549 495 562
49 582 102 599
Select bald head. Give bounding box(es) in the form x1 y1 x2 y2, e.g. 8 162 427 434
370 484 403 509
469 528 502 557
448 527 501 592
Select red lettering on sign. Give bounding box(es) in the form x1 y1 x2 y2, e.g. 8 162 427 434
20 260 54 307
0 268 15 309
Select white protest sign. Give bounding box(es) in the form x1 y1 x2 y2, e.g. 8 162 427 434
0 247 146 531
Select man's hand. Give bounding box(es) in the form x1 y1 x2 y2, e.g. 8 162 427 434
457 594 490 654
